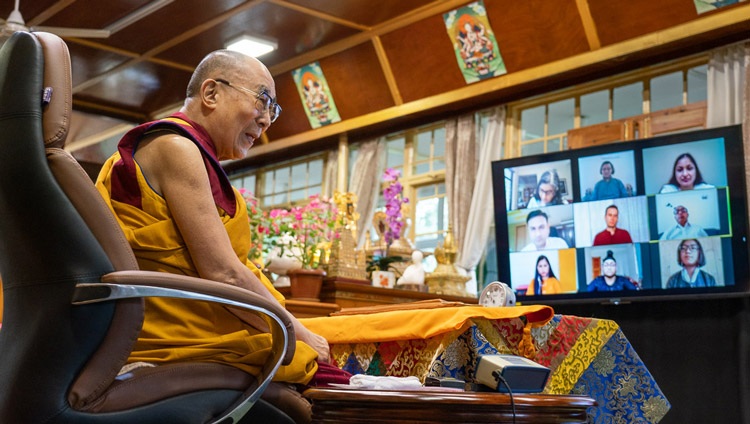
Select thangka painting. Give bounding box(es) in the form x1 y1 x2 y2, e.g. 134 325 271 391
693 0 739 14
292 62 341 129
443 0 506 84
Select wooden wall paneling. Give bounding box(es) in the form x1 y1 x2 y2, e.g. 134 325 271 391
284 0 438 28
640 100 707 137
316 42 396 118
67 43 135 88
74 61 191 115
379 15 466 103
484 0 590 72
587 0 699 47
266 72 314 139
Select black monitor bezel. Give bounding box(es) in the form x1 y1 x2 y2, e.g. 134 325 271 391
491 124 750 305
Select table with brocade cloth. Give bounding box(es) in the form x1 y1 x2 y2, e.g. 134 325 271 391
300 302 671 423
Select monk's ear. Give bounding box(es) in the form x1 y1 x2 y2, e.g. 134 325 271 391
200 79 220 109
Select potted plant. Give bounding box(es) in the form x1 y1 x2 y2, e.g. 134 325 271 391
264 195 340 300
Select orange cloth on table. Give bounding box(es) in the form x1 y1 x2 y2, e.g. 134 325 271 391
96 152 318 384
300 304 554 345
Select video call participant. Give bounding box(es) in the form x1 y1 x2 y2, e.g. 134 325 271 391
526 169 568 208
659 205 708 240
589 161 629 200
521 209 569 251
659 153 715 193
526 255 562 295
587 250 639 292
666 239 717 288
593 204 633 246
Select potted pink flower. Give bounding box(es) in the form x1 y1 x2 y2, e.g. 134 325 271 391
264 195 340 300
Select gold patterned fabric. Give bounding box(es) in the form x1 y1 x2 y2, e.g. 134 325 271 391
306 311 670 423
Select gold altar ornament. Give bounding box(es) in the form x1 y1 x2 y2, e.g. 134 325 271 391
323 191 367 280
424 225 470 296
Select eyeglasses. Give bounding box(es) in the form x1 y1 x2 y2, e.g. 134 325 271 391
680 245 699 253
674 207 688 214
215 78 281 123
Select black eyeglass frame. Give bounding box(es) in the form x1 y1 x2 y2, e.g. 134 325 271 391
214 78 281 123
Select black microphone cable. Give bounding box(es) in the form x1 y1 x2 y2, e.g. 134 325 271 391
492 369 516 424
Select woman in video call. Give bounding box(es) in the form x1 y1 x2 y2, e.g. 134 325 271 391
666 239 717 288
526 255 562 295
659 153 715 193
526 169 568 208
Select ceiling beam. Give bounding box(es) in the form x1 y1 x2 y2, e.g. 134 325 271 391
269 0 371 31
70 0 266 93
575 0 601 50
371 35 403 106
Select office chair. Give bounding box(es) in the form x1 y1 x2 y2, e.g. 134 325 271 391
0 31 296 423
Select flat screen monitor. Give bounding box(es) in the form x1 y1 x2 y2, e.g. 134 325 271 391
491 124 750 304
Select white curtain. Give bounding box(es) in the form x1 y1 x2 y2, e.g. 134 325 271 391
348 137 386 248
708 41 750 239
445 113 477 254
322 149 338 199
707 41 749 127
456 107 506 282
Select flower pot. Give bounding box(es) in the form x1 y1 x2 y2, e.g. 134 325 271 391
288 268 326 301
371 270 396 289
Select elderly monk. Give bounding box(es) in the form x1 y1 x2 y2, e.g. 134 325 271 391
95 50 328 385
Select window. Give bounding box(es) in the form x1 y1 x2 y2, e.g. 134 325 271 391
229 153 326 208
508 55 708 157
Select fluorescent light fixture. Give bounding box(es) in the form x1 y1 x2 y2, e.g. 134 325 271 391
226 34 277 58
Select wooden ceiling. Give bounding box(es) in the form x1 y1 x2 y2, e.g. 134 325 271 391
2 0 749 165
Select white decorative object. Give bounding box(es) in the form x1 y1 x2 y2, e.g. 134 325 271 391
371 270 396 289
396 251 425 286
265 235 303 287
478 281 516 307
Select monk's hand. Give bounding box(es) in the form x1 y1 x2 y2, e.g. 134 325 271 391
301 329 330 363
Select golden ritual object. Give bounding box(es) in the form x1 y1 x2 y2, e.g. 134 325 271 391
323 192 367 280
424 225 470 297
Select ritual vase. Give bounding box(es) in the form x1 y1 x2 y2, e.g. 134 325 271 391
288 268 326 301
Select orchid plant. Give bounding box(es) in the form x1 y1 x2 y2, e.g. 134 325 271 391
367 168 410 274
382 168 409 246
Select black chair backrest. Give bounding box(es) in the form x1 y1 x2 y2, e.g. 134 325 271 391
0 31 120 422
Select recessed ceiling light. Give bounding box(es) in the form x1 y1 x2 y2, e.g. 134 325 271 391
226 34 277 58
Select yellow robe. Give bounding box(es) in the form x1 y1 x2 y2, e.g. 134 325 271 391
96 152 318 384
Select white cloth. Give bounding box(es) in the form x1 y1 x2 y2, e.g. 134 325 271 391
333 375 424 391
658 182 714 194
521 237 569 252
660 223 708 240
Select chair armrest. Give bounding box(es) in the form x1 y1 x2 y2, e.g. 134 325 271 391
72 270 295 424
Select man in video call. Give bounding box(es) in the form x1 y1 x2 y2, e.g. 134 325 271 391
587 250 639 291
521 209 569 251
660 205 708 240
593 204 633 246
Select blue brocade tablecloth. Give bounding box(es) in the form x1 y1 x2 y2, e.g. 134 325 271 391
324 313 670 423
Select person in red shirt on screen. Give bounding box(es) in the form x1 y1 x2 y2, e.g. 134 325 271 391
593 204 633 246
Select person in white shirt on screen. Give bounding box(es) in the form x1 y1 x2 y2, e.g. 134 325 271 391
659 153 715 193
659 205 708 240
521 210 569 251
